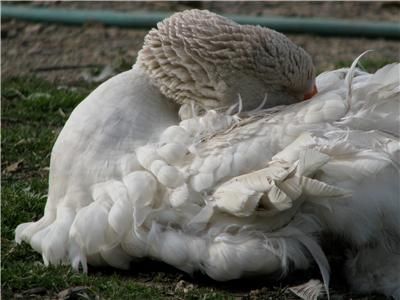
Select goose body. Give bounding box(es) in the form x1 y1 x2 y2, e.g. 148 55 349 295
16 10 400 299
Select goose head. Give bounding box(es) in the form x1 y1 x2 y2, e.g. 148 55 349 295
137 10 317 118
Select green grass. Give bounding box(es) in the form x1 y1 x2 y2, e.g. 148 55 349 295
322 57 396 74
1 63 391 299
1 77 243 299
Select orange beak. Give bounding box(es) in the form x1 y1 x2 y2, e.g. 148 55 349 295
303 83 318 100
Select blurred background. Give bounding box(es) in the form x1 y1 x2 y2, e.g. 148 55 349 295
1 2 400 299
2 1 400 85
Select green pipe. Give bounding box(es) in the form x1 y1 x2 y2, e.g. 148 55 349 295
2 4 400 39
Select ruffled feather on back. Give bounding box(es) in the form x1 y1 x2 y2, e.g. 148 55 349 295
16 62 400 299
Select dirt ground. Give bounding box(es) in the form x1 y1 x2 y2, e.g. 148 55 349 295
2 1 400 84
2 3 400 299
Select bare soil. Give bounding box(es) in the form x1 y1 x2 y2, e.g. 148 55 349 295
2 1 400 84
2 3 399 299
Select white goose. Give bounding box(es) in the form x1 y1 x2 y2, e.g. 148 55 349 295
16 10 400 299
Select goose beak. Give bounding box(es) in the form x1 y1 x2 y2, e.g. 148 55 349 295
303 83 318 100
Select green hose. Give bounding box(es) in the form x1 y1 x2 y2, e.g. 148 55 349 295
2 5 400 39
